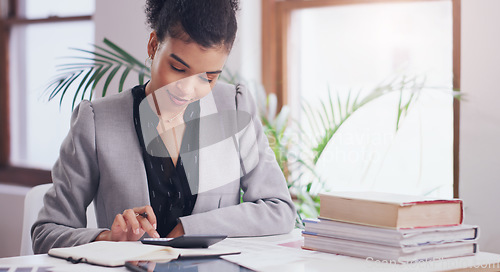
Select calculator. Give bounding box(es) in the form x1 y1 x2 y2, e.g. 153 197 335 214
141 235 227 248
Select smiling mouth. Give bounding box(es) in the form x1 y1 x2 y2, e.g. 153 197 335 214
167 89 191 106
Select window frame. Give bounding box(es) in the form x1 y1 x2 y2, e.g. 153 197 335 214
261 0 461 197
0 0 92 186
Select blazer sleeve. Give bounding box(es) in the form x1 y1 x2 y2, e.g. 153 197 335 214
179 84 296 236
31 100 108 254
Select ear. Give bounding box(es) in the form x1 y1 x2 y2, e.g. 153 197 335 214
147 31 159 59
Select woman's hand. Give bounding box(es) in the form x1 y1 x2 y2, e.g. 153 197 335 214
95 205 160 241
166 222 185 238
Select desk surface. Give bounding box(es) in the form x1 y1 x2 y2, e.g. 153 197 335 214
1 229 500 272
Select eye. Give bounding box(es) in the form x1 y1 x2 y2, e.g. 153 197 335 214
170 65 185 73
198 75 212 83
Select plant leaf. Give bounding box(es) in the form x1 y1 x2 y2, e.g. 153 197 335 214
59 70 83 108
70 48 121 65
102 65 122 97
119 66 132 93
103 38 149 71
345 90 351 116
49 76 73 101
267 93 277 122
47 78 66 101
138 68 146 85
275 105 290 135
94 44 132 64
82 65 103 100
301 101 322 143
328 87 337 127
320 99 331 128
91 65 112 98
337 92 343 120
73 67 95 110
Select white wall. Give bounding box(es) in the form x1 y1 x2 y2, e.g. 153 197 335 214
225 0 262 84
0 185 30 258
94 0 262 96
93 0 150 97
460 0 500 254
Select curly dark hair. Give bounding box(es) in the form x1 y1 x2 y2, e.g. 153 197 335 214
145 0 239 51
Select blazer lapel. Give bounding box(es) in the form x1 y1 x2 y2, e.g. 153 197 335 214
190 91 241 214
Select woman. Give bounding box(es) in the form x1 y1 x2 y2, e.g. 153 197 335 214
32 0 295 254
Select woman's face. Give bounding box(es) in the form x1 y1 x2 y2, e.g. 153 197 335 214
145 31 229 110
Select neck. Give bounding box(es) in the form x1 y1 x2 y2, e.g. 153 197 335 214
164 107 186 123
145 82 153 97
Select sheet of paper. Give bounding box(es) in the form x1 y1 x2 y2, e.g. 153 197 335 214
219 231 334 271
219 229 500 272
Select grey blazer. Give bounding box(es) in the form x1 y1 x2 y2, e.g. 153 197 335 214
32 82 296 254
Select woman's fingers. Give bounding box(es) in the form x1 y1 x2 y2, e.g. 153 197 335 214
138 216 160 238
123 209 142 235
113 213 128 233
111 206 159 241
144 206 157 230
133 206 159 238
133 206 158 230
109 214 128 241
122 206 160 238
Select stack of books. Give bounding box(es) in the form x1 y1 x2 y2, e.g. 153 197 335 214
302 191 479 263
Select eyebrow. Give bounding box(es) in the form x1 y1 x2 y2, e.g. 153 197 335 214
170 53 223 75
170 54 190 68
206 70 223 75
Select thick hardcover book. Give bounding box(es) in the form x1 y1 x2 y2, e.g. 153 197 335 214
48 241 240 267
302 233 477 263
319 191 463 229
303 218 478 247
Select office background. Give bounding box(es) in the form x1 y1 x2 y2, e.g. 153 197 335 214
0 0 499 258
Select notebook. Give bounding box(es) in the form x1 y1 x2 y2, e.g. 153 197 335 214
48 241 240 267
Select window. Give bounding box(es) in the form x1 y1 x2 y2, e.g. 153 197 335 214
24 0 94 18
10 20 94 169
262 0 460 197
0 0 94 179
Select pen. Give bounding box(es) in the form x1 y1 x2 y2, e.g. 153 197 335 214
135 212 148 219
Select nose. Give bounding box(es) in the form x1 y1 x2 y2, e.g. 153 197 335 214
175 75 198 96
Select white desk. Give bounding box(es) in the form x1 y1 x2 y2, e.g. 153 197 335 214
1 229 500 272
